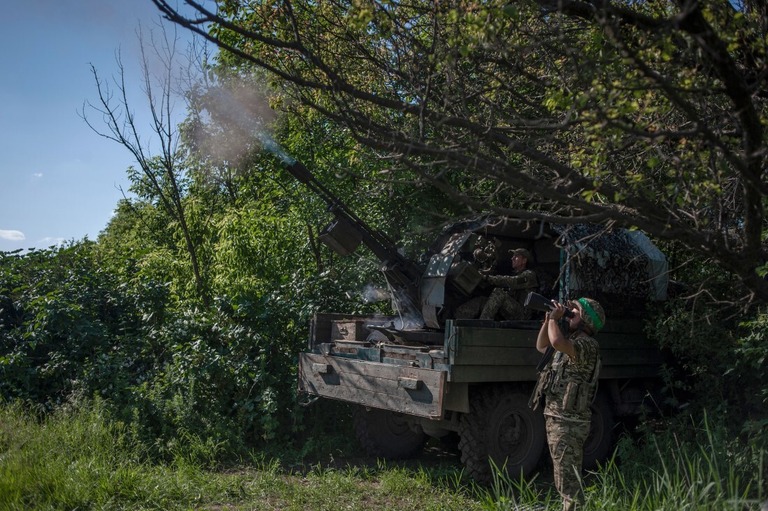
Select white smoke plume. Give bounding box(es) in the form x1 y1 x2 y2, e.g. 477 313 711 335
360 284 390 303
392 314 425 330
190 77 291 169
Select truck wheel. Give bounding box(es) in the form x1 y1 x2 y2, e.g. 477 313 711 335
458 385 545 484
353 406 427 459
583 389 617 469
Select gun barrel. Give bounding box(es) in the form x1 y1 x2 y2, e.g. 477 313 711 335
287 161 400 259
286 160 313 184
283 159 424 311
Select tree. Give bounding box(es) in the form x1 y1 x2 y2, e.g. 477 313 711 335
82 21 211 305
151 0 768 302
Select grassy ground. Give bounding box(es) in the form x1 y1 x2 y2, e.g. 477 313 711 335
0 402 765 510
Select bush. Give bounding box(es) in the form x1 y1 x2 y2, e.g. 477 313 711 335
648 295 768 444
0 243 140 408
0 243 314 462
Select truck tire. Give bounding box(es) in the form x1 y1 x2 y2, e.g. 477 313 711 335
458 385 546 484
583 389 617 469
353 406 427 459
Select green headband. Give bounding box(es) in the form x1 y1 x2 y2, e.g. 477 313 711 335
577 298 604 332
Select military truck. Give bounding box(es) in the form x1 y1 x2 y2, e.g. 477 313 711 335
289 159 667 482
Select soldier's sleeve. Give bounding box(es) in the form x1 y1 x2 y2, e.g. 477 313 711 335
484 274 506 286
569 336 583 364
486 269 538 289
570 335 599 376
486 274 515 287
506 269 538 290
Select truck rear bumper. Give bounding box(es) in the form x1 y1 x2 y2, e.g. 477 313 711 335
298 352 446 419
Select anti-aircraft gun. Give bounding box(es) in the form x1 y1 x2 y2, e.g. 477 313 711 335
290 160 669 484
285 160 493 331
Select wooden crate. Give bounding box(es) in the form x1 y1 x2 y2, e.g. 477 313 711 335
331 320 368 341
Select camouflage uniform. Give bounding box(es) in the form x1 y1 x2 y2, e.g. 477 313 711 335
534 331 601 511
479 269 538 320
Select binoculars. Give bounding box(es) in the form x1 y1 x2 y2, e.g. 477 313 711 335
524 292 575 319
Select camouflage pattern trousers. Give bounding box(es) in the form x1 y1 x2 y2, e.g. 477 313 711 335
479 288 526 320
545 414 591 511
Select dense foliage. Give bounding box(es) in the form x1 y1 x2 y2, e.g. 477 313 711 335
0 242 304 454
154 0 768 302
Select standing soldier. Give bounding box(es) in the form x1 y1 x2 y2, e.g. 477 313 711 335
531 297 605 511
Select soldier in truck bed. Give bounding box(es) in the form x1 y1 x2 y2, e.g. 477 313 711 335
478 248 538 320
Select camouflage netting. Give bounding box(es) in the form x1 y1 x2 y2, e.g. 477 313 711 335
424 216 668 321
555 225 668 316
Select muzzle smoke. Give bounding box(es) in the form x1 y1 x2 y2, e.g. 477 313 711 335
191 78 294 169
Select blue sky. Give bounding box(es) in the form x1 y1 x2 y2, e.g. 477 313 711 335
0 1 204 252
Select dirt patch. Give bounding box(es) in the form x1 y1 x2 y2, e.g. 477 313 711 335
283 438 464 476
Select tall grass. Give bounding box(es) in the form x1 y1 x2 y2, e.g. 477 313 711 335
483 414 766 510
0 400 248 510
0 401 479 510
1 401 764 510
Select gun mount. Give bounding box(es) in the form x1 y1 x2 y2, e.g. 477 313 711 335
285 160 669 331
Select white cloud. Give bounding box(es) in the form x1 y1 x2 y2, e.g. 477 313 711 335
0 230 26 241
32 172 43 180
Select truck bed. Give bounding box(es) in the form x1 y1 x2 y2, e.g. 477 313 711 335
298 313 663 420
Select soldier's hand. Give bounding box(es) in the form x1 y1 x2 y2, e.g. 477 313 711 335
549 301 566 321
